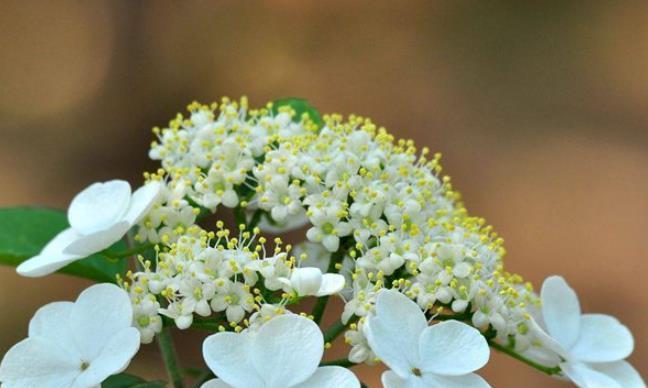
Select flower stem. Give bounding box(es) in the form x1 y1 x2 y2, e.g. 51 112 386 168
319 358 356 368
233 206 247 227
487 340 562 376
158 328 184 388
323 315 358 344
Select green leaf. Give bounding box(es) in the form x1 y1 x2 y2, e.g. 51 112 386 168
102 373 166 388
0 207 127 282
272 97 323 128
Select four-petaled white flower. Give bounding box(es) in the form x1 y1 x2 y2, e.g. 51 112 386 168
365 289 491 388
0 284 140 388
279 267 346 297
201 314 360 388
17 180 161 277
529 276 645 388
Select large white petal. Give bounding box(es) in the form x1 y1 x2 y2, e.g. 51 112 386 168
365 289 427 376
72 328 140 387
418 320 489 376
201 379 234 388
422 373 491 388
17 228 84 277
68 180 131 235
561 362 621 388
28 301 77 355
0 337 81 388
122 181 162 225
381 370 408 388
203 332 264 387
292 366 360 388
317 274 345 296
251 314 324 388
69 284 134 361
589 361 646 388
64 221 130 256
570 314 634 363
541 276 581 349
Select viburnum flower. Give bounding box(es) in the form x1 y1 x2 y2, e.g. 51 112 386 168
529 276 645 388
365 289 491 388
17 180 161 277
279 267 345 297
201 314 360 388
0 284 140 388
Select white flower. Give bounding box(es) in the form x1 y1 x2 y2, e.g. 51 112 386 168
0 284 140 388
201 314 360 388
365 289 491 388
529 276 645 388
210 279 255 323
17 180 161 277
280 267 345 297
306 206 352 252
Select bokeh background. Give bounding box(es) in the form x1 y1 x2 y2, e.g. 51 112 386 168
1 1 646 386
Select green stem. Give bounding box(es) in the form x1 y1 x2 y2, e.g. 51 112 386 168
193 370 215 388
191 317 224 332
319 358 355 368
233 206 247 227
311 249 345 324
158 328 184 388
248 209 264 229
488 340 562 376
323 316 358 344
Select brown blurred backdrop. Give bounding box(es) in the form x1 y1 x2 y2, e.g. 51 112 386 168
1 1 646 387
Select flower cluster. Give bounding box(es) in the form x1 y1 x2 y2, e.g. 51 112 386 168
140 98 541 357
1 97 643 388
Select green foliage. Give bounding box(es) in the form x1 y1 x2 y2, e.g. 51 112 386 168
0 207 127 282
271 97 323 128
102 373 166 388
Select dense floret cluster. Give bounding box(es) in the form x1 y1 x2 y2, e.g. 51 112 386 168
127 98 541 360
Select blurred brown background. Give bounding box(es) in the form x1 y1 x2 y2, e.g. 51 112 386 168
1 1 646 386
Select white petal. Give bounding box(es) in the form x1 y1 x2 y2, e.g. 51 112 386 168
381 370 407 388
201 379 234 388
17 228 84 277
322 235 340 252
70 284 134 361
365 289 426 376
73 328 140 387
28 301 77 355
422 372 491 388
418 320 489 376
526 316 569 361
122 181 162 225
0 337 80 388
68 180 131 234
251 314 324 388
541 275 581 349
589 361 646 388
561 362 621 388
570 314 634 363
317 274 345 296
292 366 360 388
63 221 130 255
290 267 323 296
202 332 263 387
